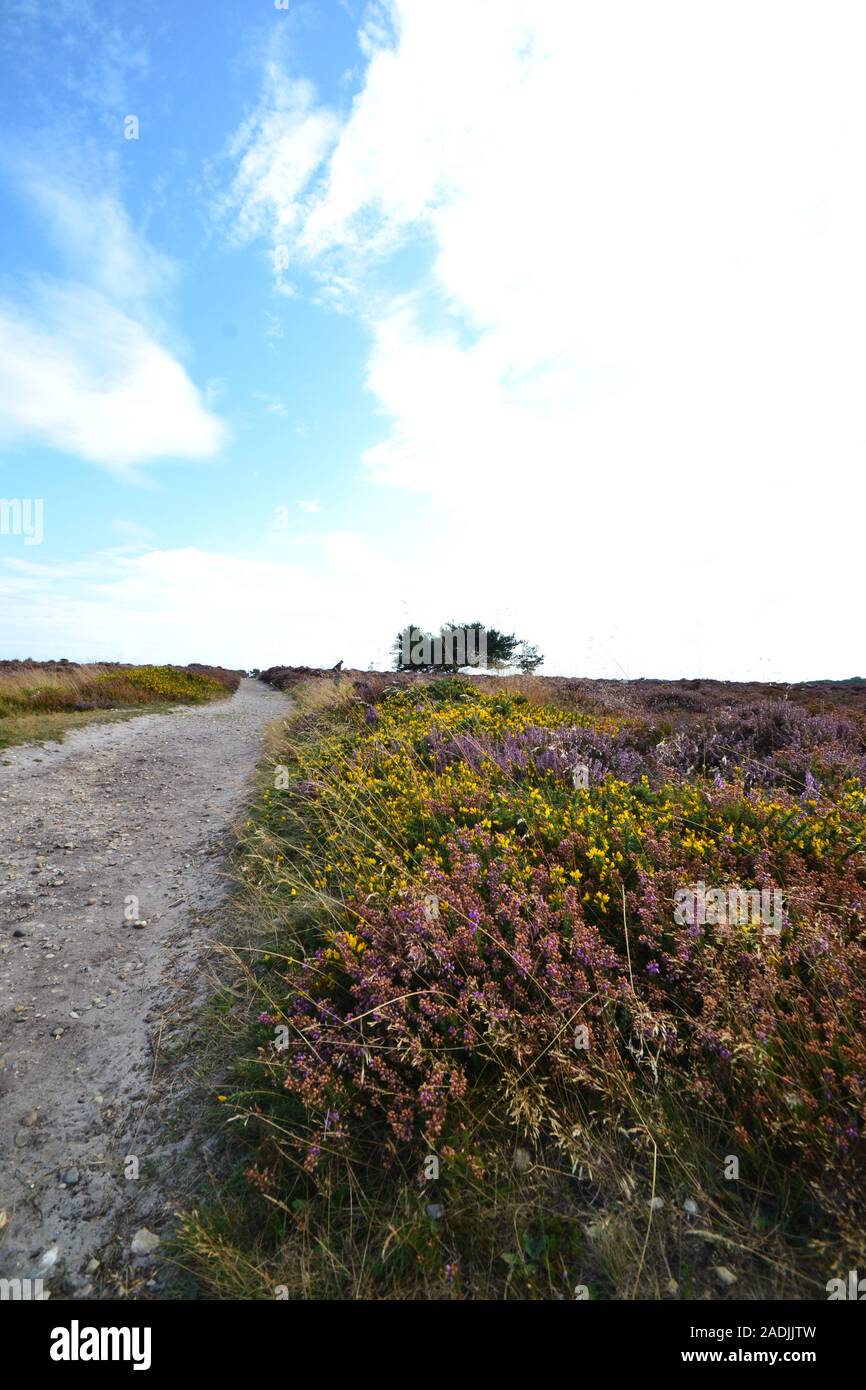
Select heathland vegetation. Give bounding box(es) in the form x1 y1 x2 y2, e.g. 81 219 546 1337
178 669 866 1299
0 661 241 748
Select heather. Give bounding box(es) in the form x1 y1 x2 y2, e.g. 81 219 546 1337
181 675 866 1299
0 661 241 748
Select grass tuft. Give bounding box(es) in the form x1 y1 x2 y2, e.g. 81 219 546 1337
0 661 241 748
177 672 866 1300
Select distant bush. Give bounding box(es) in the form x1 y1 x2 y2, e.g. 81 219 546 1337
96 665 230 705
260 664 419 695
186 664 243 693
0 662 239 719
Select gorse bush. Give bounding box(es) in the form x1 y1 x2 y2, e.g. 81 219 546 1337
0 662 239 718
96 665 229 704
192 675 866 1298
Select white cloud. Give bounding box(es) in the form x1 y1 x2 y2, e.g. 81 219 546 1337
4 0 149 116
220 63 341 285
264 310 284 343
20 176 174 318
218 0 866 677
0 161 226 472
0 283 226 474
254 391 288 416
205 377 228 406
0 540 402 669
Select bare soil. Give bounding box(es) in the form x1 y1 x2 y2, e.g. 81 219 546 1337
0 677 287 1298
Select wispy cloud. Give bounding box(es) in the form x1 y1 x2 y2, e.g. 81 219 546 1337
17 173 175 320
3 0 148 121
0 540 401 668
0 282 225 474
0 160 226 471
254 391 288 417
218 61 341 297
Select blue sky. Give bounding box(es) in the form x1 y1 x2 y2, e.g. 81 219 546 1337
1 1 864 677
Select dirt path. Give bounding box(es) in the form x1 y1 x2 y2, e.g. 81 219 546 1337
0 677 286 1296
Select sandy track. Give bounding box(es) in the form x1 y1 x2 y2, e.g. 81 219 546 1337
0 677 286 1295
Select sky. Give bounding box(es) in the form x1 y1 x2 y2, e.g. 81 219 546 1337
0 0 863 679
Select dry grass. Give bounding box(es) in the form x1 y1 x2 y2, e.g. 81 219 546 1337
0 705 158 751
175 674 853 1301
0 661 240 749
